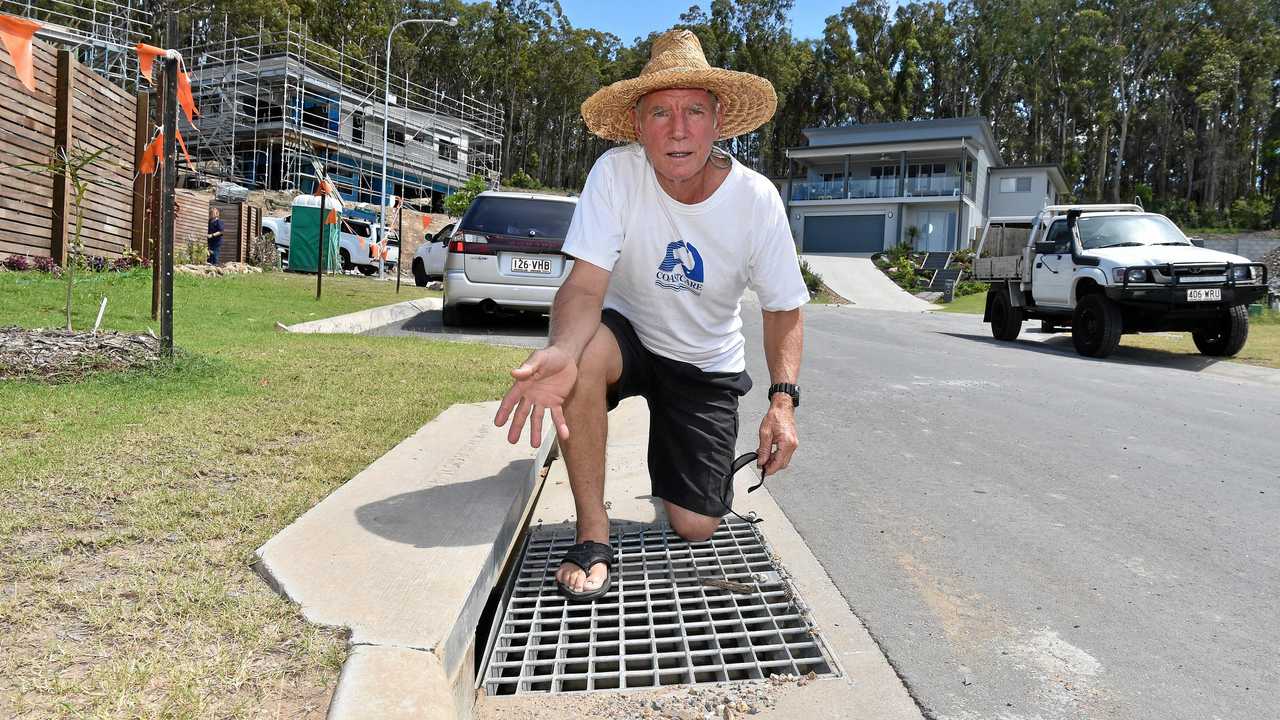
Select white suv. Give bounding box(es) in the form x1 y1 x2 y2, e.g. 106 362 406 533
442 191 578 326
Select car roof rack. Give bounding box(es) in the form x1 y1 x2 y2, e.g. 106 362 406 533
1041 203 1144 214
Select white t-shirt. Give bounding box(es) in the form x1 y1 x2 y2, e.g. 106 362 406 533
562 144 809 373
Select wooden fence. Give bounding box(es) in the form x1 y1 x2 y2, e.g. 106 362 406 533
211 201 262 264
0 38 146 262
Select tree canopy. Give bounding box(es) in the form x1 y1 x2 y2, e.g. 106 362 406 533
166 0 1280 228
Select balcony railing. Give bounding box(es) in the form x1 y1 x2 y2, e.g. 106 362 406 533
791 175 972 202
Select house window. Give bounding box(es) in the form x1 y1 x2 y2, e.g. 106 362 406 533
1000 176 1033 192
819 171 844 183
438 139 459 163
352 112 365 145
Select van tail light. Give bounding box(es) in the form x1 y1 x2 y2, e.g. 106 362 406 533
451 232 493 255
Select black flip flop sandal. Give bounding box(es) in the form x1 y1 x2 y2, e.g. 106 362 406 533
556 540 614 602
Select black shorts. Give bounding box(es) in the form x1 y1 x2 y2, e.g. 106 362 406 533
600 309 752 518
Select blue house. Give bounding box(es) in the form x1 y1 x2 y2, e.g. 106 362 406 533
777 117 1068 253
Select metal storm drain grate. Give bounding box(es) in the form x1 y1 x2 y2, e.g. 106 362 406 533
481 518 835 695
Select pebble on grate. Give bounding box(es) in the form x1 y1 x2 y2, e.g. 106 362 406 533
482 518 835 696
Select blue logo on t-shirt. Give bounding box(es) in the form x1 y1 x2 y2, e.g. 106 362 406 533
656 240 704 295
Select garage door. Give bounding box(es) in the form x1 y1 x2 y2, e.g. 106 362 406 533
803 214 886 253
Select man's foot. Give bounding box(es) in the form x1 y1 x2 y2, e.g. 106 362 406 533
555 538 612 600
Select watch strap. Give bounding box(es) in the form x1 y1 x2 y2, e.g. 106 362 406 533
768 383 799 408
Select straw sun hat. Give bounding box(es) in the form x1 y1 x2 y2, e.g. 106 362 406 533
580 29 777 143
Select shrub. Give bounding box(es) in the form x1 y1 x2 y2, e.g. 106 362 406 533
799 259 822 296
180 240 208 265
444 175 488 217
1228 196 1271 231
32 256 61 274
954 280 989 297
3 254 31 271
886 241 912 265
888 256 917 289
507 169 542 190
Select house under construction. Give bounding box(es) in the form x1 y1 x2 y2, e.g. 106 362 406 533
181 17 504 209
1 0 150 89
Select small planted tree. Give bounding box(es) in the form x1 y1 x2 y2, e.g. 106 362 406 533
28 145 109 330
444 174 488 217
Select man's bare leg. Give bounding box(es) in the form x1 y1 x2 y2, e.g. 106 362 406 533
555 325 623 594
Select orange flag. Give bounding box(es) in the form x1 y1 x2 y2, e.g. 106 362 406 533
139 133 162 175
135 43 164 84
358 237 366 250
176 67 197 125
176 128 193 168
324 209 338 225
0 15 40 93
422 215 431 231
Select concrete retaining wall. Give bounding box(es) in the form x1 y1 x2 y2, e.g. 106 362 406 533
1198 236 1280 261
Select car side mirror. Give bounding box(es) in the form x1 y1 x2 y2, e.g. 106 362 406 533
1034 241 1060 255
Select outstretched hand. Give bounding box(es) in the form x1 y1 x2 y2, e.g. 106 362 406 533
494 346 578 447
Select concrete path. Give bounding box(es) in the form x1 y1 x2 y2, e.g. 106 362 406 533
801 253 935 313
742 304 1280 720
284 296 441 334
473 398 924 720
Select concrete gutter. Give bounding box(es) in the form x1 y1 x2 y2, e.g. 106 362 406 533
254 401 553 720
283 297 442 334
477 398 923 719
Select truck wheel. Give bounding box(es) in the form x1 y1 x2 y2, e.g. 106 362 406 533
412 259 429 287
1192 305 1249 356
989 289 1023 341
1072 294 1123 358
339 249 352 271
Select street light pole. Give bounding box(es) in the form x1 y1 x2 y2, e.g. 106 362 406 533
379 15 457 280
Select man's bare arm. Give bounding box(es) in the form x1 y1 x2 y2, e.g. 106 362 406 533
757 307 803 474
762 307 802 385
549 260 612 360
493 260 611 445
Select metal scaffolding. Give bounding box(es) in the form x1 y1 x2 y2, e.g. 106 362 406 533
180 15 504 208
2 0 151 89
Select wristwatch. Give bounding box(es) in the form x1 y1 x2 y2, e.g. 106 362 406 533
768 383 800 408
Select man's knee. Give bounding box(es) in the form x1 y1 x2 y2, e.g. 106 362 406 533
576 325 623 388
667 505 720 543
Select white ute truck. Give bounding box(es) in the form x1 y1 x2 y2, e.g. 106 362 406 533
973 204 1268 358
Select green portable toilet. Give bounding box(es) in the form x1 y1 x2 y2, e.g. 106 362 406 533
288 193 344 273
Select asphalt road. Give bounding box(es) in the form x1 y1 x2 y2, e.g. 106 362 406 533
739 305 1280 720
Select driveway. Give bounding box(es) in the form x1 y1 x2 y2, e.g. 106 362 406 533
802 253 936 313
740 305 1280 720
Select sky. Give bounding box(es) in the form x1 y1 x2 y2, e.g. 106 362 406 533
554 1 852 43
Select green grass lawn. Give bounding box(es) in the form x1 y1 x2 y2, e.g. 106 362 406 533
936 290 989 315
937 289 1280 369
0 269 528 717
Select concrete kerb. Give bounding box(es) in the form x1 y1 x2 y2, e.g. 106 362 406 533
252 401 555 720
283 296 443 334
